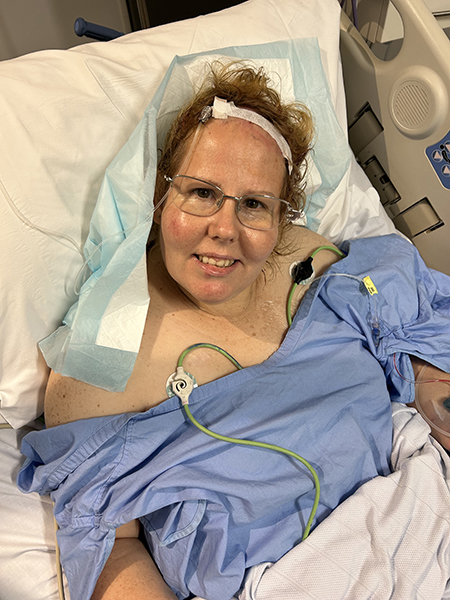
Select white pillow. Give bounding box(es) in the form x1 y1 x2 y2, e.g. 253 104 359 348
0 0 394 427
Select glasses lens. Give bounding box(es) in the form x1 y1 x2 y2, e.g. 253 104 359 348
172 176 222 216
169 175 288 230
238 196 286 230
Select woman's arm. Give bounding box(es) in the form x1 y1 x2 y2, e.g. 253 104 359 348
90 536 177 600
410 356 450 451
44 372 178 600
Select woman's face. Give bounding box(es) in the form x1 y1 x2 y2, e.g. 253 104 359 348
155 118 286 309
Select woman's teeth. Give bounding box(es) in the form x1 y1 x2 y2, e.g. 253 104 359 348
197 255 236 268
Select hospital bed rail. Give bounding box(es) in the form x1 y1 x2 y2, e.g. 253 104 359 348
340 0 450 276
74 18 124 42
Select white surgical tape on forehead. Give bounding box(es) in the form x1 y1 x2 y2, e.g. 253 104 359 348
205 97 293 175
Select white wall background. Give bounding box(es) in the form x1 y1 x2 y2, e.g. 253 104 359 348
0 0 131 62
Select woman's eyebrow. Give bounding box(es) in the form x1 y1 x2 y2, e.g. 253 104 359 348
183 171 281 198
192 177 280 198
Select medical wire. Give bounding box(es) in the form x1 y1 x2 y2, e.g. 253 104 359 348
393 353 450 388
173 343 321 541
289 271 380 342
393 353 450 436
72 220 148 295
54 514 66 600
72 190 170 295
287 246 347 326
287 246 382 351
340 0 359 30
6 112 205 298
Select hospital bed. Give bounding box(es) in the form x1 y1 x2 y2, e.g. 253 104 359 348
1 0 449 598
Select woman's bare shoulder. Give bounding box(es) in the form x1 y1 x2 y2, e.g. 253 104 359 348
44 370 126 427
290 227 339 256
277 227 342 275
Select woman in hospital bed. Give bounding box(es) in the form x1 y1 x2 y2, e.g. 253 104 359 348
18 62 450 600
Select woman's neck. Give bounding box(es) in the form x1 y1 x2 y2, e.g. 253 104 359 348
147 244 268 326
180 276 263 322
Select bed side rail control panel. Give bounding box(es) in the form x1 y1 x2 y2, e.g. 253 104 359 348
340 0 450 276
349 103 443 238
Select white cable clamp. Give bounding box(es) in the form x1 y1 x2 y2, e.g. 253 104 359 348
167 367 195 405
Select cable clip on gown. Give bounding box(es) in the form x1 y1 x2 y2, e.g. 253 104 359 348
362 276 380 348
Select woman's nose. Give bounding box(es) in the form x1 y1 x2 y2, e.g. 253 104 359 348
207 198 241 240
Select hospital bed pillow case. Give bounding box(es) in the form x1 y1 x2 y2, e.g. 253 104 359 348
0 0 395 428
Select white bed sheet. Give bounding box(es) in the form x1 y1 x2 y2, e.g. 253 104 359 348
238 404 450 600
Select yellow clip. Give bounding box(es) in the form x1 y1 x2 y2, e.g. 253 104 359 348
363 276 378 295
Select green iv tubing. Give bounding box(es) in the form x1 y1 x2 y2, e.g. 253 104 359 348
171 246 347 540
172 343 321 541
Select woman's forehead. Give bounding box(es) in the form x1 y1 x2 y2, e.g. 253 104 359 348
181 118 286 173
202 117 281 149
182 124 283 191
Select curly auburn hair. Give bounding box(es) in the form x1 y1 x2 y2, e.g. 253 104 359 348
153 61 315 258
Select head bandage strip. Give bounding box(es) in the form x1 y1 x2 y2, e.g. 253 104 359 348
200 97 293 174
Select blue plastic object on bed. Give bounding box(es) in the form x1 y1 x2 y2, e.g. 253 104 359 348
74 18 124 41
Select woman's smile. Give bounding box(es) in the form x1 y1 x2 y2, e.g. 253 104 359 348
195 254 237 268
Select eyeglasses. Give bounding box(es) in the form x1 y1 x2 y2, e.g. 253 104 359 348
164 175 301 231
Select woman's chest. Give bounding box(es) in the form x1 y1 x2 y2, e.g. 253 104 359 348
124 295 289 412
58 273 298 422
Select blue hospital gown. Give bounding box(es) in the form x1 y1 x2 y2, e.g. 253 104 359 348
18 235 450 600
